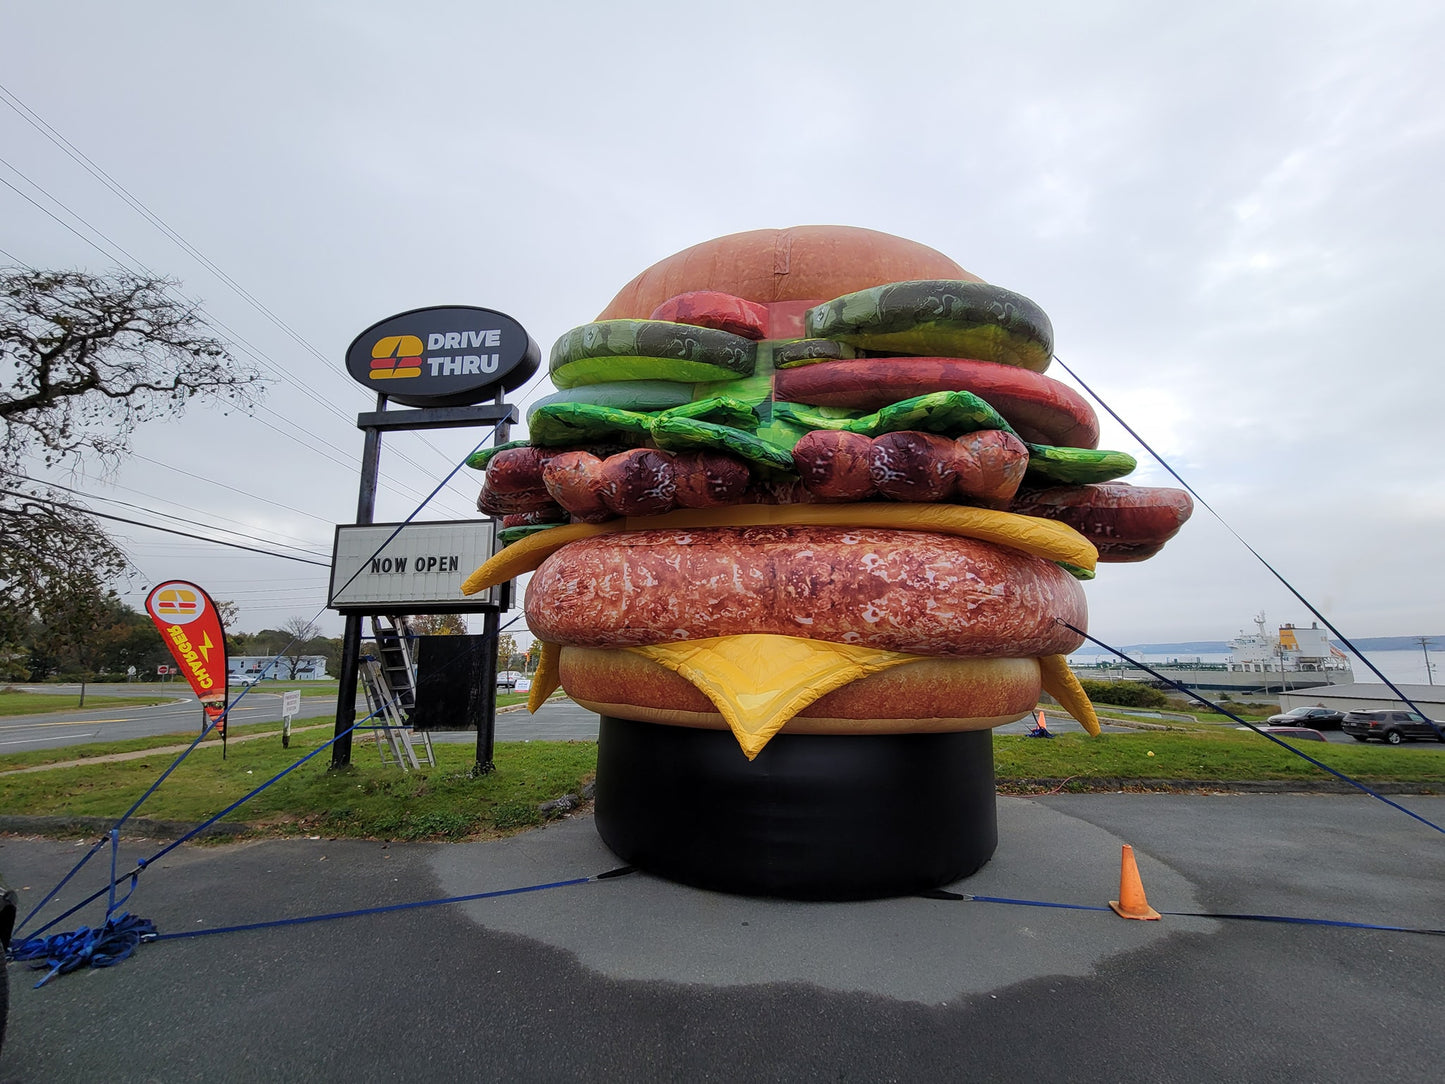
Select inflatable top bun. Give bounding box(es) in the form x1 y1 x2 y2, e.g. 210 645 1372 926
596 225 982 320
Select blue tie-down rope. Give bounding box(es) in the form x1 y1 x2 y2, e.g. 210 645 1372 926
10 912 159 988
149 873 603 943
5 868 630 988
920 891 1445 934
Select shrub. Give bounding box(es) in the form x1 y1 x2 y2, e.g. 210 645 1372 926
1078 679 1169 709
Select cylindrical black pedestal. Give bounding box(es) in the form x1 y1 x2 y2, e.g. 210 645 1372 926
594 716 998 901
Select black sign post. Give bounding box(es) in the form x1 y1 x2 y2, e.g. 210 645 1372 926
330 304 535 771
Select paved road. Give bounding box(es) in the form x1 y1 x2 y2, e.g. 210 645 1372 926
3 793 1441 1082
0 683 353 755
14 685 1432 758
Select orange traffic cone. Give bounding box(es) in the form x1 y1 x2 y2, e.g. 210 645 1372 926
1035 709 1049 732
1109 844 1161 920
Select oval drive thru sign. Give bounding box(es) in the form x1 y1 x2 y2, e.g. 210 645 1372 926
345 305 540 407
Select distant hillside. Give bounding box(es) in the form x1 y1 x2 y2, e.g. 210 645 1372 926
1072 635 1444 656
1338 635 1445 653
1071 641 1225 656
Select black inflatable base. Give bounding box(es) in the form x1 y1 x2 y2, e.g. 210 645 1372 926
594 716 998 901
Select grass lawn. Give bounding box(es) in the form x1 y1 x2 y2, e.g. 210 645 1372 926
0 718 318 769
0 690 175 716
996 728 1444 788
0 724 597 840
234 681 339 697
0 716 1439 842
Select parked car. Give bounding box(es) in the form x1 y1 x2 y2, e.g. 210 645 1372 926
230 674 261 686
1259 725 1327 742
496 671 523 690
1265 706 1346 730
2 870 16 1055
1341 709 1445 744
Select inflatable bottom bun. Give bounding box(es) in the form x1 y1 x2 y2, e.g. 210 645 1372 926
561 646 1041 735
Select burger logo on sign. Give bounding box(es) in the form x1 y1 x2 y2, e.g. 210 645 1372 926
151 584 201 619
369 335 424 381
346 306 540 407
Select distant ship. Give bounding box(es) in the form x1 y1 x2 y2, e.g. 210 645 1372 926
1075 614 1355 694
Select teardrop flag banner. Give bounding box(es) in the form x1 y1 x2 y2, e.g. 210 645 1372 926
145 580 229 731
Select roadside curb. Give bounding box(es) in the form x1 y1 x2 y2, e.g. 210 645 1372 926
0 814 250 840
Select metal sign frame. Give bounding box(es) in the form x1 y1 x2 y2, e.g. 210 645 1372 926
329 519 502 613
329 389 518 771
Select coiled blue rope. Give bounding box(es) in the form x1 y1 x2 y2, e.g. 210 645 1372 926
5 871 616 988
10 912 159 988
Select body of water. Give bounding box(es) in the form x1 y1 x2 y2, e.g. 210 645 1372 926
1066 648 1440 687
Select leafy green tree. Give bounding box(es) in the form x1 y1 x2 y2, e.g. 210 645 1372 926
408 614 468 635
235 628 288 659
1 495 125 675
496 632 517 673
35 587 131 704
22 618 60 681
312 634 343 679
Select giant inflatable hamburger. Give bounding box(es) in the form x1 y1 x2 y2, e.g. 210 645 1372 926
462 226 1192 899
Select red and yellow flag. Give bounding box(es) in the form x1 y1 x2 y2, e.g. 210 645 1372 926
145 581 229 727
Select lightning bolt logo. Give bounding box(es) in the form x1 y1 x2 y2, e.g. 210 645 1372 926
198 632 214 662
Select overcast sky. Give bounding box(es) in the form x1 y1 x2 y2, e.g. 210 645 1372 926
5 1 1442 669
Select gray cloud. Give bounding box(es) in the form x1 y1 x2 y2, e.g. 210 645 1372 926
5 0 1442 647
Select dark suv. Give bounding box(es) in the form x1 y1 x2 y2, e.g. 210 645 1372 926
1341 709 1444 745
1266 706 1346 730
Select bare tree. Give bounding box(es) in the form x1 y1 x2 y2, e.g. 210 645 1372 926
278 615 321 679
0 267 262 666
1 268 261 467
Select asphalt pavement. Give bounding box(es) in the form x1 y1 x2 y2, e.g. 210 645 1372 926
5 695 1443 1080
0 683 350 755
3 791 1443 1082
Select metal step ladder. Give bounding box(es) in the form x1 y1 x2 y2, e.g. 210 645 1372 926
370 616 418 718
357 617 434 770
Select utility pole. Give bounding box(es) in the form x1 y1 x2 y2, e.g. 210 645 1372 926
1417 636 1436 685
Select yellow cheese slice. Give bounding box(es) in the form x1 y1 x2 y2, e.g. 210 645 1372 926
1039 654 1100 736
629 503 1096 571
629 634 915 759
461 502 1096 594
461 521 621 595
527 641 563 713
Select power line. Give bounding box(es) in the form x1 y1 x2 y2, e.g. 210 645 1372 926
16 474 331 559
0 83 493 490
3 100 534 524
128 454 335 525
2 487 331 567
0 153 475 512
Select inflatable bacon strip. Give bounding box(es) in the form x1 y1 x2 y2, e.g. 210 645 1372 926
463 227 1191 756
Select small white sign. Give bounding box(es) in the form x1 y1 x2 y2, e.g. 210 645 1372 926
513 677 532 693
281 690 302 718
329 520 499 610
